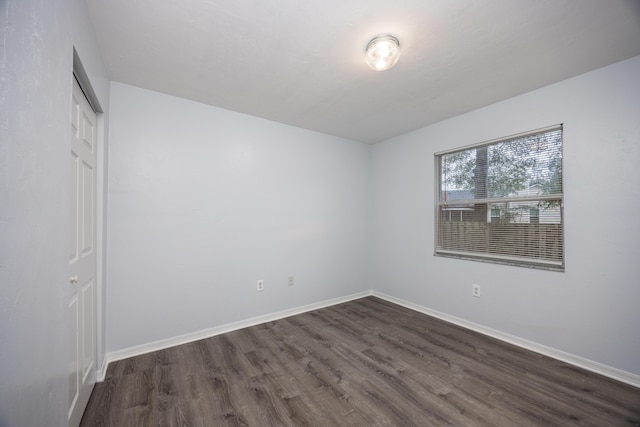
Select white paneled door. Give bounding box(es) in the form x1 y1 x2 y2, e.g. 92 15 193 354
68 77 97 427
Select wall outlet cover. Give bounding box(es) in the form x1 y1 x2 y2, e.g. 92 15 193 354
472 284 481 297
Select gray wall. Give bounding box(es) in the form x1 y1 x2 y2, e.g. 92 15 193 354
370 55 640 375
0 0 109 425
105 83 371 352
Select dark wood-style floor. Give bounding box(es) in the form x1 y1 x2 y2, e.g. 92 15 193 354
81 297 640 426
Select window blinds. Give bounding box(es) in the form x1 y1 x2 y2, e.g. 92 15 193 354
435 125 563 270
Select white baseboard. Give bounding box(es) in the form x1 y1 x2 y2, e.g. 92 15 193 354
96 354 109 382
97 290 371 381
371 291 640 389
98 289 640 389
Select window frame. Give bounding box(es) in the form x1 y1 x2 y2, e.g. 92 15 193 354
434 125 564 271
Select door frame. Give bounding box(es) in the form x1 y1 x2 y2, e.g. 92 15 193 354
72 49 107 382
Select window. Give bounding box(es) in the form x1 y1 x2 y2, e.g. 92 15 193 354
435 125 563 270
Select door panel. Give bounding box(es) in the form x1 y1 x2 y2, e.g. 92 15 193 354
81 279 95 382
68 77 97 427
69 153 79 262
68 295 79 412
81 160 94 255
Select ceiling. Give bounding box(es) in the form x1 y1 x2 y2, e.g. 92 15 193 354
86 0 640 144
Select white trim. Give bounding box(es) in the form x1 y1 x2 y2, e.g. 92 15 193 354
98 289 640 388
73 48 108 390
93 112 106 385
435 250 564 268
96 354 109 382
434 123 562 156
371 291 640 389
97 291 370 381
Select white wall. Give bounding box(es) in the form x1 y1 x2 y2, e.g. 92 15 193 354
371 55 640 376
0 0 109 425
106 83 371 353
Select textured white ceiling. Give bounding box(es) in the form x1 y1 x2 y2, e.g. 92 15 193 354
86 0 640 143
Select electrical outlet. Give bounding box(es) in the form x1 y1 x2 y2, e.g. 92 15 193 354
472 284 481 297
288 276 294 286
257 279 264 292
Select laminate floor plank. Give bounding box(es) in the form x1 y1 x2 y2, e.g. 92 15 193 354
81 297 640 426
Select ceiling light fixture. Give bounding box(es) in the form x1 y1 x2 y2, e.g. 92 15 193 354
365 34 401 71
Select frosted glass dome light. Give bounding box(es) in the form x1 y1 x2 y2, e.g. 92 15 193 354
365 34 401 71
